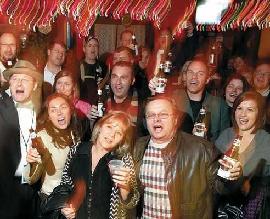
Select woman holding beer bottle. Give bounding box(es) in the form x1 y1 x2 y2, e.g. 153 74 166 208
215 91 270 218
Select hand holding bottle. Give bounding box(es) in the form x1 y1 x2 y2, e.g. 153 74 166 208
26 147 41 164
88 105 99 120
217 136 242 180
218 159 242 181
182 21 194 37
148 77 158 95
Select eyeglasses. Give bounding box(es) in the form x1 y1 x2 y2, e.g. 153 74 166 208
145 112 173 120
10 77 33 85
0 43 16 47
254 72 270 77
186 70 207 77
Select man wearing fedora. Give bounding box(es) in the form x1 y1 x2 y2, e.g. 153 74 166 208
0 60 42 218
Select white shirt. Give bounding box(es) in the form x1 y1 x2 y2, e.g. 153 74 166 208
37 130 70 195
43 64 60 85
15 102 36 183
0 61 6 79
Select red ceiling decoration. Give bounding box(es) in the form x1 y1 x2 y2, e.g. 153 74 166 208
0 0 269 37
0 0 172 36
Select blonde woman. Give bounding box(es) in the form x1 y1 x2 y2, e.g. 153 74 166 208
61 111 139 219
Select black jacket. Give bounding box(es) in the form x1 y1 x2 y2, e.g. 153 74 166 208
69 142 114 219
0 92 21 218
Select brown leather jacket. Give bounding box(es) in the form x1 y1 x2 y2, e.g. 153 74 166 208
133 130 240 219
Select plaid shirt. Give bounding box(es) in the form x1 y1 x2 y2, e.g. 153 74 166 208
139 139 172 219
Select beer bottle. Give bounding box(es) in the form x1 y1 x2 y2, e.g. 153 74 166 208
132 34 139 56
209 43 217 67
164 52 173 74
155 63 167 94
208 43 218 76
104 84 110 98
96 65 103 84
193 106 207 138
217 136 242 179
29 131 55 184
97 89 104 117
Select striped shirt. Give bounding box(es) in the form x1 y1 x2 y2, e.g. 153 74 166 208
139 139 172 219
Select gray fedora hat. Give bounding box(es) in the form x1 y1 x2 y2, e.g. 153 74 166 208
3 60 42 84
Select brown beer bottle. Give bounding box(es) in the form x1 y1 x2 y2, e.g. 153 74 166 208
97 89 104 117
155 63 167 94
217 135 242 179
132 34 139 56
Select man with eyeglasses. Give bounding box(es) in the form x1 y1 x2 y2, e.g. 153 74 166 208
0 32 18 90
1 60 42 218
172 58 230 141
132 95 242 219
253 60 270 97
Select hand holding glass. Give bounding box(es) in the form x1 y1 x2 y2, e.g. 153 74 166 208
108 159 131 190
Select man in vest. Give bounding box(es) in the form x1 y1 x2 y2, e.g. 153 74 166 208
89 61 146 136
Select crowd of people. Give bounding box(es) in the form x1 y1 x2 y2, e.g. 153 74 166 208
0 26 269 219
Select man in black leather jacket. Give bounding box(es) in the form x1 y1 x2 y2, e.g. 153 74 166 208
132 95 242 219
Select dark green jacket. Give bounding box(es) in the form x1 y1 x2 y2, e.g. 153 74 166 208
173 89 230 141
